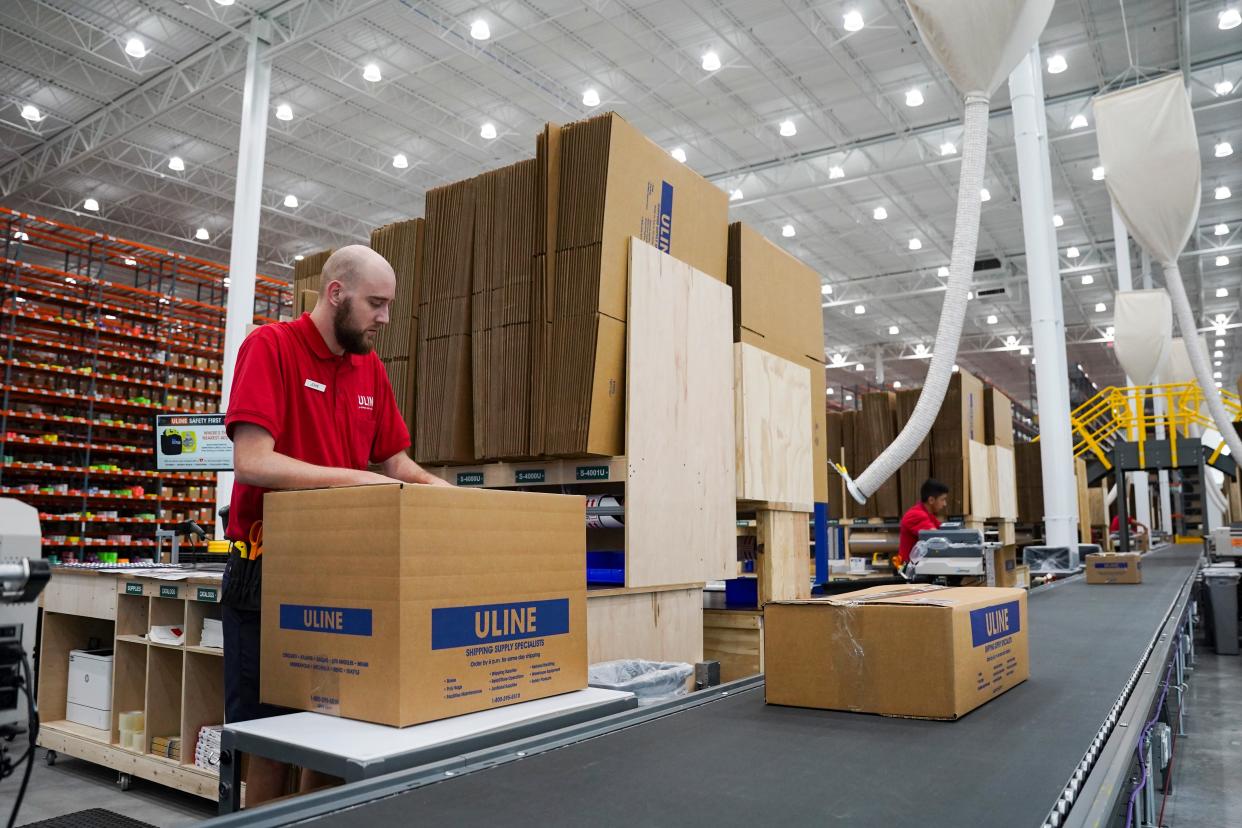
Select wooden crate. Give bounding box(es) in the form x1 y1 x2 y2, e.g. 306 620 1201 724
703 609 762 683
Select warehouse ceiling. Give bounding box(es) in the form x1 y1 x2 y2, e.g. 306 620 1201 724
0 0 1238 408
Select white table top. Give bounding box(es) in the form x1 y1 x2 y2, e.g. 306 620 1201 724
223 688 634 763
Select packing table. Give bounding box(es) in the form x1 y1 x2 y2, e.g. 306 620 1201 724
206 545 1200 828
217 687 636 812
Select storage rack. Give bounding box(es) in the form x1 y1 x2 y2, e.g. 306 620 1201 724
0 207 292 553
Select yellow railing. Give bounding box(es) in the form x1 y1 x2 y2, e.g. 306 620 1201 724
1034 382 1242 472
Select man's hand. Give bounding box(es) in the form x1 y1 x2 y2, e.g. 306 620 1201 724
381 450 454 486
233 423 402 490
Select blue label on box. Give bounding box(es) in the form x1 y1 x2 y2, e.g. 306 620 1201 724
969 600 1021 647
657 181 673 252
431 599 570 650
279 604 373 636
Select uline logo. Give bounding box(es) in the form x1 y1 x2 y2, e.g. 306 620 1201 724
969 600 1022 647
357 395 374 411
657 181 674 252
431 599 570 650
476 606 538 638
279 604 373 636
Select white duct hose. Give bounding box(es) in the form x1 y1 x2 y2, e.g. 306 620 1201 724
843 96 989 504
1162 261 1242 463
1206 468 1229 514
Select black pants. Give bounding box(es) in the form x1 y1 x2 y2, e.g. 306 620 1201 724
222 604 291 724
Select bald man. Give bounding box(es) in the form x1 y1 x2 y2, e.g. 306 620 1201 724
221 245 449 802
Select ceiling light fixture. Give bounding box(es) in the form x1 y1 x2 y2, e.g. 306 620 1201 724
889 325 899 335
855 364 865 372
1215 349 1225 358
986 314 998 325
124 257 136 266
940 142 957 156
1053 214 1065 227
294 254 305 261
362 63 381 82
1215 223 1229 236
828 165 845 179
1219 288 1231 297
730 189 743 201
82 198 99 212
1216 80 1235 96
1081 274 1094 285
1216 141 1234 158
1218 255 1231 267
854 304 866 315
168 156 184 171
480 122 497 140
1216 360 1224 367
905 89 924 107
1215 185 1231 200
873 206 888 221
1216 338 1226 347
671 146 687 163
1215 371 1224 379
1105 327 1114 338
1092 165 1106 181
908 238 922 251
195 227 210 240
582 88 600 107
782 224 795 238
938 266 950 277
1095 302 1107 312
843 10 864 32
952 363 959 372
20 104 42 122
1070 114 1088 129
701 50 721 72
821 284 832 296
1046 53 1068 74
393 153 408 169
124 37 147 58
1020 346 1030 355
779 119 797 137
1220 8 1241 30
275 103 293 121
1066 246 1080 258
980 187 991 202
470 19 491 40
283 194 299 208
214 0 235 5
827 387 835 396
892 381 902 389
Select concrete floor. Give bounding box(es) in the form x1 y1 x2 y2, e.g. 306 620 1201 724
1159 648 1242 827
0 736 215 827
2 654 1239 827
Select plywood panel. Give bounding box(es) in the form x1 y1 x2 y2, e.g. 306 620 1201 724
969 440 993 518
1076 458 1092 542
625 239 735 587
586 587 703 667
734 343 813 506
989 446 1018 520
757 510 811 603
703 609 763 683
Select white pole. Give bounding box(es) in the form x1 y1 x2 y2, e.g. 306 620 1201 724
875 347 885 386
1112 203 1152 530
215 22 272 536
1009 46 1079 549
1143 250 1174 534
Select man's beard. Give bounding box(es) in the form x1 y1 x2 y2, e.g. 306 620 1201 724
333 297 374 355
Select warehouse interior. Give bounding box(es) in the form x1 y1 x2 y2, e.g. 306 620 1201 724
1 1 1240 826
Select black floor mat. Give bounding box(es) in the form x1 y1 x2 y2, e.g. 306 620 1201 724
20 810 158 828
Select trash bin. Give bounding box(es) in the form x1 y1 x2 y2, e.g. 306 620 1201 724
1203 566 1241 655
588 659 695 706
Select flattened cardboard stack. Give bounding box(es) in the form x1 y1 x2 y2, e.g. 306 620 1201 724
472 160 539 460
857 392 901 516
416 179 476 464
293 249 333 316
530 124 561 456
726 222 828 503
1014 441 1044 522
984 387 1014 448
545 112 728 456
895 389 932 516
370 218 423 433
930 370 986 516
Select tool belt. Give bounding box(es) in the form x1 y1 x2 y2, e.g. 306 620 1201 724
221 538 263 611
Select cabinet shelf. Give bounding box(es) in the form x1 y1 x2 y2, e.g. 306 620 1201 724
0 383 198 415
8 435 150 455
0 487 215 505
0 409 152 432
6 359 220 398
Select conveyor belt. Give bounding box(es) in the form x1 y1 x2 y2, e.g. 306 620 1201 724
214 545 1200 828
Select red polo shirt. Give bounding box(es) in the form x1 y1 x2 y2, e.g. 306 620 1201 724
223 313 409 542
898 502 942 566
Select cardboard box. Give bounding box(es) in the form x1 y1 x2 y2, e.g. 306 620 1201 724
1012 564 1031 590
261 484 588 727
1085 552 1143 584
984 388 1014 448
765 584 1028 719
985 545 1018 588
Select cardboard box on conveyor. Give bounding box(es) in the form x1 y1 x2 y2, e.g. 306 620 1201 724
1085 552 1143 584
764 584 1029 720
260 484 588 728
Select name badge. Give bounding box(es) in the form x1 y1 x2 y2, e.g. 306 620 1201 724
304 379 326 392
